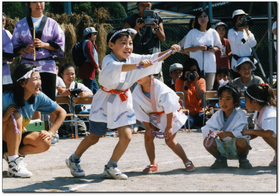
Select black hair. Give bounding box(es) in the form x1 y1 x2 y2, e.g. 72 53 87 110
180 58 201 81
107 26 133 44
245 84 277 107
212 67 230 90
218 82 241 107
11 63 38 107
84 33 93 40
194 10 211 30
189 18 194 30
58 63 76 78
232 14 245 27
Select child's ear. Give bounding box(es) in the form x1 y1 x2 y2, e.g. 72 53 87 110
108 42 114 50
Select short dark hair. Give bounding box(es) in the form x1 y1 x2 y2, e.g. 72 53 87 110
107 26 133 44
180 58 202 81
59 63 76 78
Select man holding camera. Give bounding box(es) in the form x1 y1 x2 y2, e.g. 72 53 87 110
124 2 165 55
228 9 257 79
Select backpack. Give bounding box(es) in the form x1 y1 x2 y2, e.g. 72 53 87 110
72 39 87 67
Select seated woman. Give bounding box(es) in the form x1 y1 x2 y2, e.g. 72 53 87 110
57 63 94 135
3 63 66 178
175 58 206 128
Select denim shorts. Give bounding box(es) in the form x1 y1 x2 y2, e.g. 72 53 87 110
89 120 108 136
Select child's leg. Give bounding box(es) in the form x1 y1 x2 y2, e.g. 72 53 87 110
3 112 22 157
165 133 190 164
235 138 252 169
109 125 132 163
203 137 220 156
262 132 277 152
74 133 100 157
19 132 51 155
144 129 156 165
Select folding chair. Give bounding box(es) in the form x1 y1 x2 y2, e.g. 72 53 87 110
175 91 190 131
202 91 219 125
56 95 76 138
72 96 93 138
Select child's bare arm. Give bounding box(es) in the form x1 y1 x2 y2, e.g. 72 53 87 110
121 60 153 72
242 128 273 138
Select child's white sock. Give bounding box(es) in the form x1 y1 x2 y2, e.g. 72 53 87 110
8 155 19 162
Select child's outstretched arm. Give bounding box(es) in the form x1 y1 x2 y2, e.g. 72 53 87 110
121 59 154 72
242 128 273 138
158 44 180 62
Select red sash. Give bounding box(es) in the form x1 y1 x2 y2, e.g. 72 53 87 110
101 86 129 102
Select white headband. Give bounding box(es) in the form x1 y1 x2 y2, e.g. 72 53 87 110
109 28 137 43
16 67 41 82
245 89 265 102
218 79 238 96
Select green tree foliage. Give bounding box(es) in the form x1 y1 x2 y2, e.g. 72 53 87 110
72 2 93 15
3 2 23 18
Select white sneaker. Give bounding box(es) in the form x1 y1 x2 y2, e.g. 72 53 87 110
8 157 32 178
65 156 85 177
103 165 128 180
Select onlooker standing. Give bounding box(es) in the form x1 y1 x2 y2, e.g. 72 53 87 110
178 18 194 56
184 10 223 90
166 63 183 91
214 22 232 70
79 27 101 94
228 9 257 79
3 12 12 38
124 2 165 82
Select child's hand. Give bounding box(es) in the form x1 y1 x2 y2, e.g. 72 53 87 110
38 130 52 141
164 127 173 139
3 105 17 122
217 131 226 139
170 44 181 53
139 59 153 68
56 86 65 93
242 129 252 135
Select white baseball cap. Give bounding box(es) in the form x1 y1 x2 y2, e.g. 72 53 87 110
83 27 98 37
232 9 248 18
233 57 256 72
169 63 183 73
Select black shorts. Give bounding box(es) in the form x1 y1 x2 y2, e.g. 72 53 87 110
2 132 31 154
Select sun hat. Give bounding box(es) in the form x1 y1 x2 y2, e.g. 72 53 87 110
232 57 256 72
83 27 98 37
214 22 228 30
169 63 183 73
232 9 248 18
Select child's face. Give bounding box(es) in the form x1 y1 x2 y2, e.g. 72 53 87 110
216 73 229 83
170 69 183 82
61 67 75 86
216 26 226 39
244 97 255 111
136 75 151 86
109 35 133 61
21 71 41 97
219 90 235 117
237 62 252 79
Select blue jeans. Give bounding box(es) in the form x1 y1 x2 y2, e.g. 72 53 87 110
83 78 99 94
185 112 205 128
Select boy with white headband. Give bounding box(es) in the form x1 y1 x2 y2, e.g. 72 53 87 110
65 26 180 180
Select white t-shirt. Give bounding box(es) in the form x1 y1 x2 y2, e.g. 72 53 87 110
31 16 44 32
184 28 223 73
272 21 277 51
228 28 257 70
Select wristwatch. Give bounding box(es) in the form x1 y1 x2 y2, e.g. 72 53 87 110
154 27 159 31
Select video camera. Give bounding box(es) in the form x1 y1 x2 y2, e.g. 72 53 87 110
238 16 253 27
70 88 82 97
139 10 157 25
206 45 212 51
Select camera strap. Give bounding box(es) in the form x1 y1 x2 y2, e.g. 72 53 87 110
75 82 78 89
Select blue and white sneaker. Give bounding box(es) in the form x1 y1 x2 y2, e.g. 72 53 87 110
65 156 85 177
51 131 59 145
103 165 128 180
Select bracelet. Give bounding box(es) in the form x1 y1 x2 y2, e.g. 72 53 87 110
49 132 54 137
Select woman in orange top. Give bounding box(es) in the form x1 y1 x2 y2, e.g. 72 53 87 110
175 58 206 128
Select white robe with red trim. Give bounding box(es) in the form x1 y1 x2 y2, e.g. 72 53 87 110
89 52 163 129
132 79 187 134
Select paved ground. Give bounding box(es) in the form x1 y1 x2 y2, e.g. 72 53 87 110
2 129 277 193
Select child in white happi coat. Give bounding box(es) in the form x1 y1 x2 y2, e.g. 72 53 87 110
133 75 195 173
65 26 181 179
242 83 277 167
201 80 252 169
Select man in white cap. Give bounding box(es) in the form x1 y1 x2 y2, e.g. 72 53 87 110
80 27 101 94
232 57 264 91
228 9 257 79
166 63 183 91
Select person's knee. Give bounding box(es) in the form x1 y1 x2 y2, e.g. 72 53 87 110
87 134 100 145
119 134 132 145
40 139 51 152
236 138 249 149
165 138 176 147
